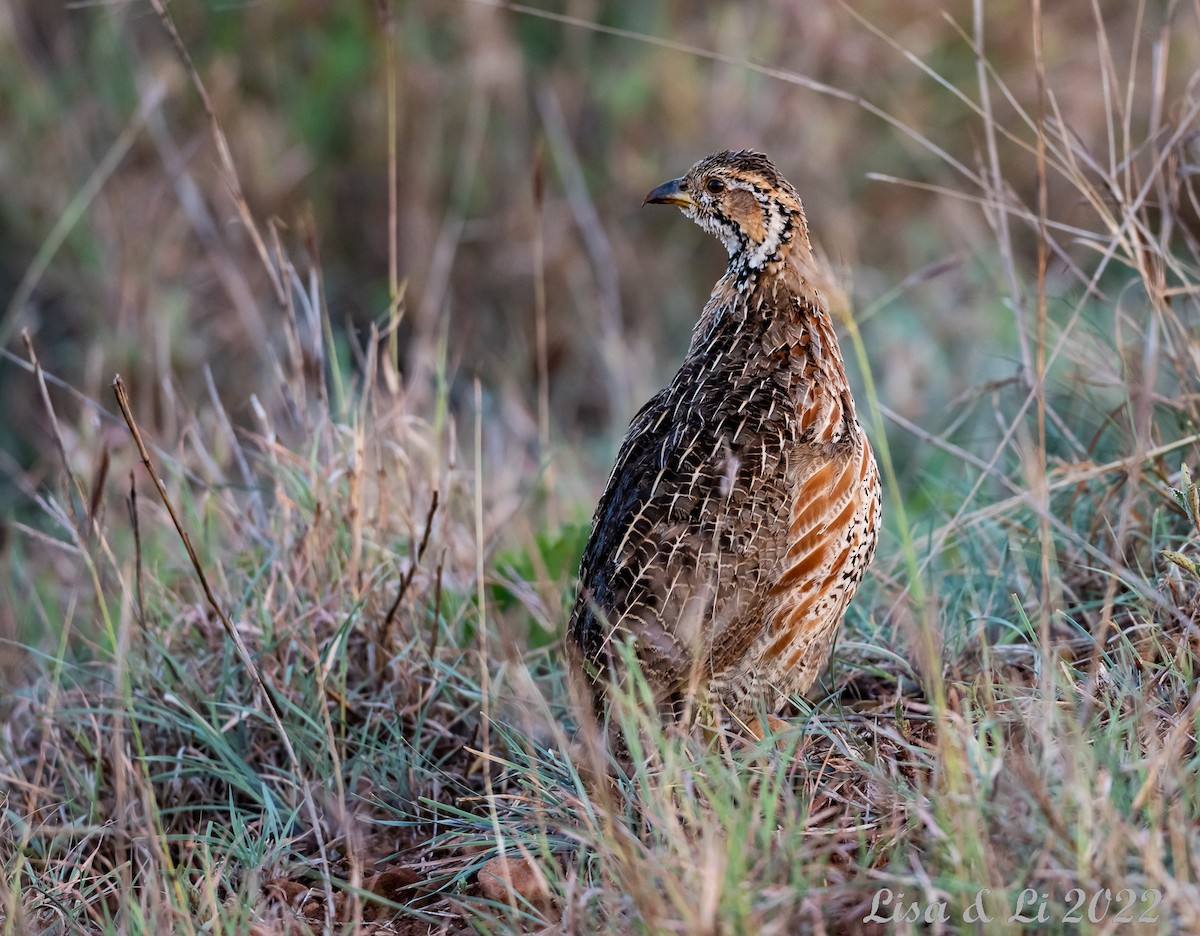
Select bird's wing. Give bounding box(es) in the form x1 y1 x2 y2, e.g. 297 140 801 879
754 436 880 679
568 387 678 672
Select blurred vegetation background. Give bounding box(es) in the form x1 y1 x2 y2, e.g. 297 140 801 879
2 0 1198 602
5 3 1200 929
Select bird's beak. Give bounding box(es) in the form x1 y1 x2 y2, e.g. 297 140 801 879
643 177 691 208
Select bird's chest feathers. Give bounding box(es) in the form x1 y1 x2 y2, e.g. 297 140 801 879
674 329 845 488
757 300 857 448
678 279 858 500
753 334 851 447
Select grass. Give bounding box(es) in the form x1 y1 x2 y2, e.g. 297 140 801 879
3 0 1200 933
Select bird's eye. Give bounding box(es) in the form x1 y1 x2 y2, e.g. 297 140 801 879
706 178 725 194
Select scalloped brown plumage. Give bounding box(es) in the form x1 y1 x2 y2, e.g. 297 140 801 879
568 150 880 723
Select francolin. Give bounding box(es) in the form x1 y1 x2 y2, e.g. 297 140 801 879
568 150 880 726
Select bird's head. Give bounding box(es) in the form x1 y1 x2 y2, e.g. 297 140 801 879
644 150 810 271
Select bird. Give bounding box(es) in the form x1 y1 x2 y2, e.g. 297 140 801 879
567 150 880 728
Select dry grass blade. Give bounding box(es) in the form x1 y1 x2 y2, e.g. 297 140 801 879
21 330 86 536
109 374 336 934
125 470 145 626
381 489 440 642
